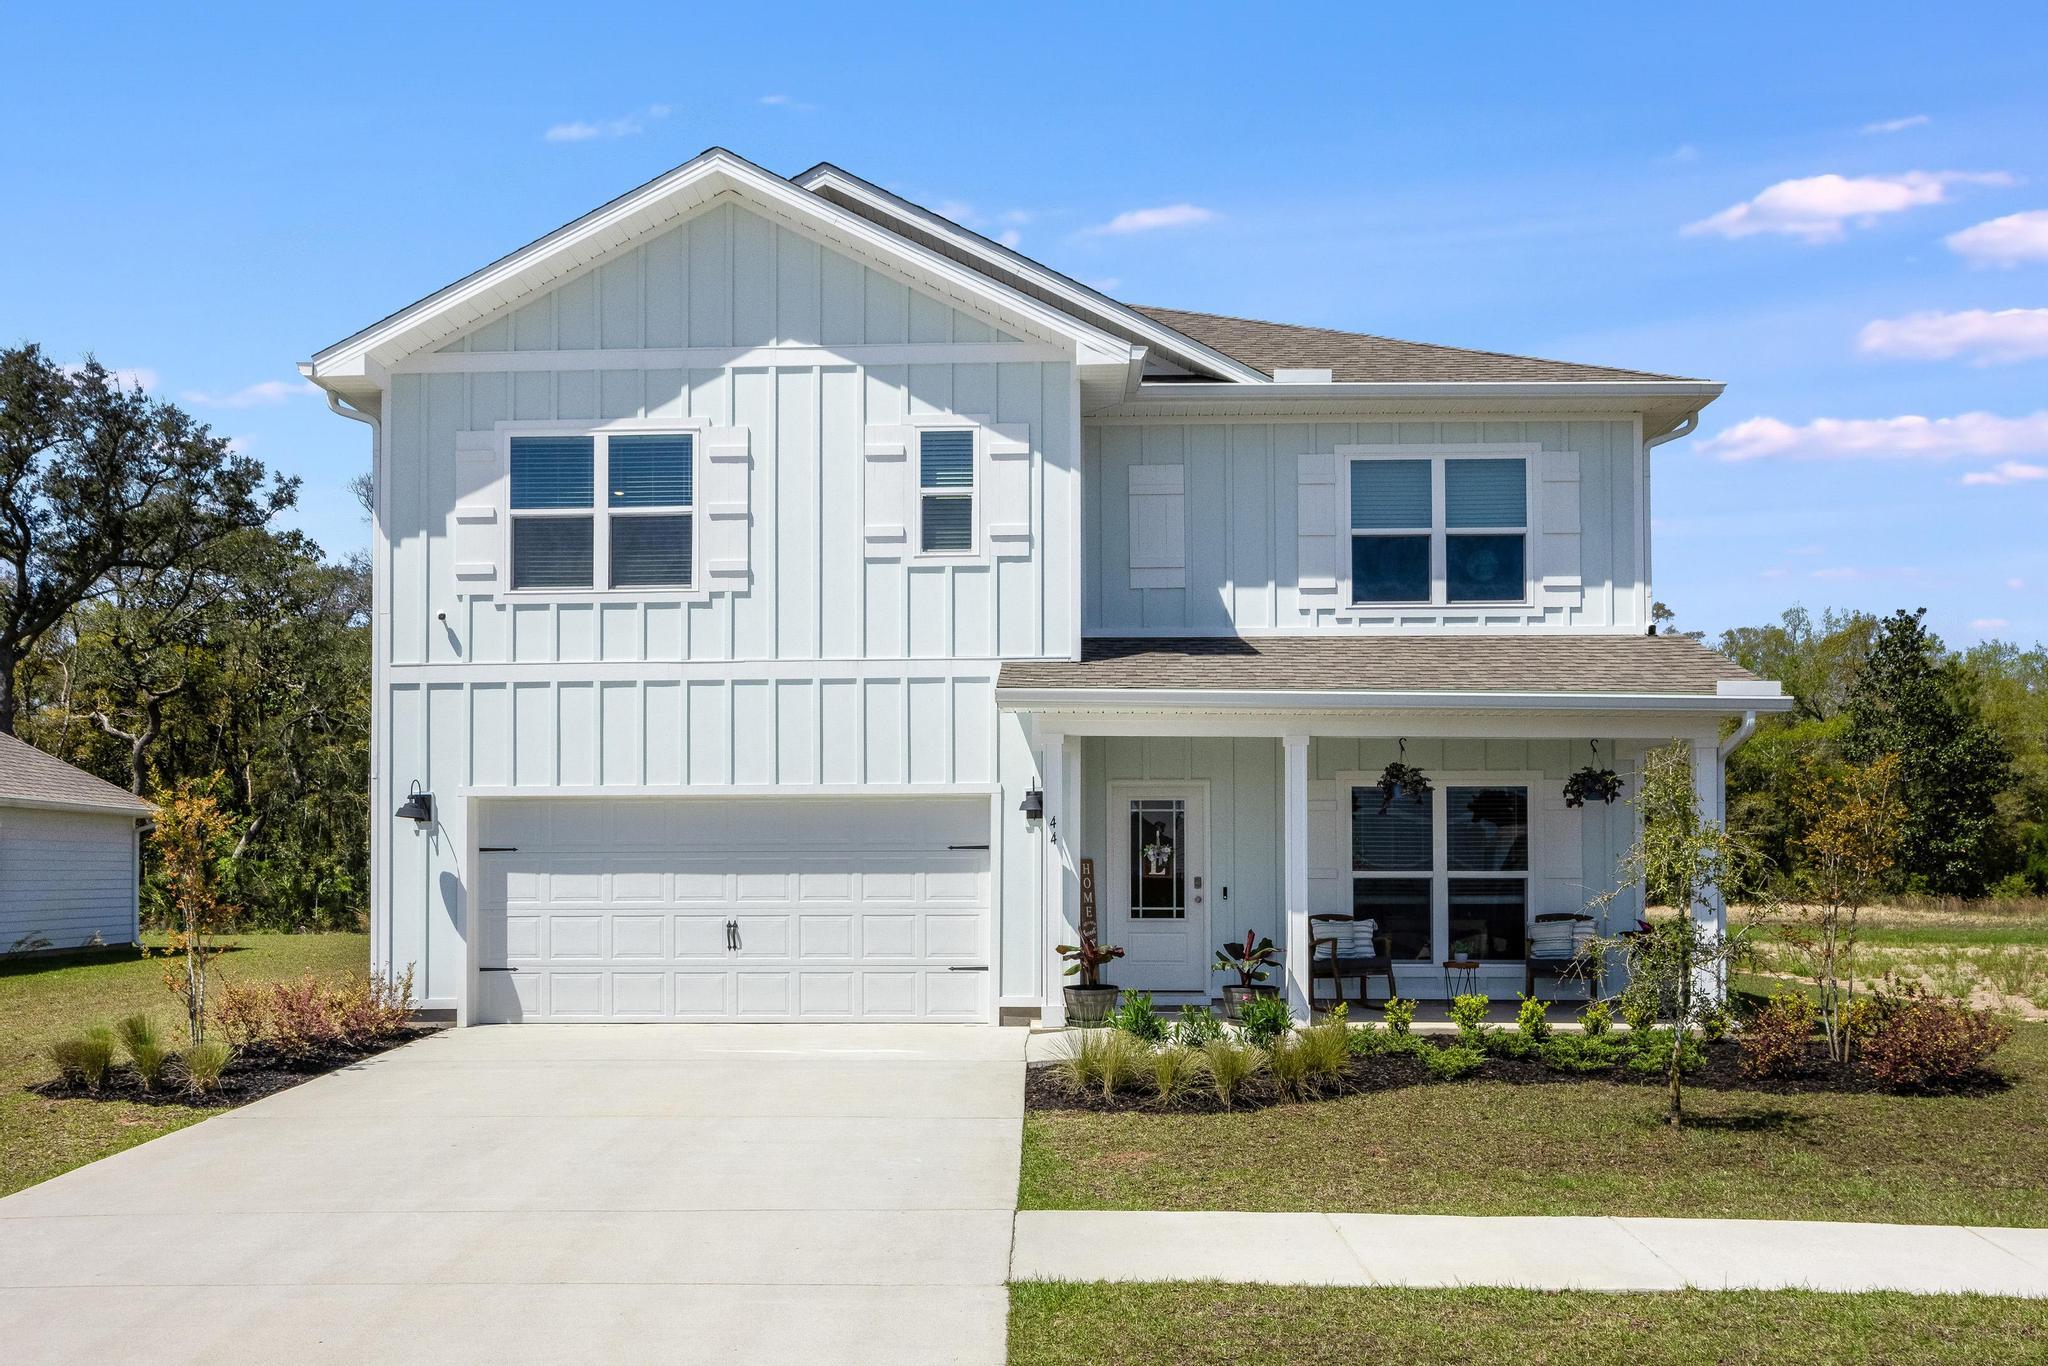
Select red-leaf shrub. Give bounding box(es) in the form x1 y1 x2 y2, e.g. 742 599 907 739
1860 995 2013 1091
268 974 342 1060
330 968 416 1047
1737 992 1817 1080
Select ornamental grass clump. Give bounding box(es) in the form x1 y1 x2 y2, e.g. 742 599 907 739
1060 1027 1148 1101
48 1027 116 1091
1201 1038 1263 1109
116 1013 173 1093
1295 1006 1352 1083
184 1038 233 1095
1147 1045 1203 1107
1266 1035 1315 1101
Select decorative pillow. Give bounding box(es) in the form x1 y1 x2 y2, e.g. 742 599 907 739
1327 917 1378 959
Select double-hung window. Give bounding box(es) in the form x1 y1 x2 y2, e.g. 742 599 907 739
508 432 695 591
1351 782 1532 963
917 429 975 554
1348 454 1528 605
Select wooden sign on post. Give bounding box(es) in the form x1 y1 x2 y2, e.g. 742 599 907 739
1078 857 1097 939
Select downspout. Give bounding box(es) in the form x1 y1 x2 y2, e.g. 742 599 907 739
1640 411 1699 630
1718 709 1758 761
325 390 388 984
1644 410 1699 451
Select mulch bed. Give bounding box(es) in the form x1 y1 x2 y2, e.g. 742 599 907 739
30 1024 444 1110
1026 1036 2012 1115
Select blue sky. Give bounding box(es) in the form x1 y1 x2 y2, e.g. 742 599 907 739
5 2 2044 648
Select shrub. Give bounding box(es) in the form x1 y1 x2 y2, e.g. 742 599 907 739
1383 997 1416 1035
1618 984 1659 1033
1843 995 1882 1049
1579 999 1613 1038
210 979 270 1049
1171 1005 1223 1048
268 974 342 1060
1237 993 1293 1049
1423 1043 1485 1081
1060 1028 1148 1100
116 1014 172 1092
1108 991 1168 1044
1626 1028 1705 1077
1478 1028 1535 1061
1738 992 1817 1081
1515 995 1551 1041
1540 1035 1624 1074
1699 1005 1734 1043
184 1039 232 1094
1449 993 1490 1035
48 1027 116 1091
1860 995 2014 1091
1201 1038 1263 1108
329 968 416 1048
1148 1045 1203 1106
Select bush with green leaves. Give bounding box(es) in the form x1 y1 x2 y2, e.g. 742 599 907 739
1618 984 1659 1032
1383 997 1416 1034
1170 1004 1223 1048
1700 1005 1734 1042
184 1038 232 1094
1625 1028 1705 1077
1578 999 1613 1037
1201 1038 1263 1108
1478 1028 1535 1060
1423 1043 1485 1081
1540 1034 1624 1074
116 1013 173 1092
47 1026 116 1091
1515 995 1551 1041
1108 991 1168 1044
1449 993 1490 1035
1236 993 1293 1048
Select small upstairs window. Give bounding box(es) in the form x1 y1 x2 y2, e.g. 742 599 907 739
918 429 975 554
1349 454 1528 606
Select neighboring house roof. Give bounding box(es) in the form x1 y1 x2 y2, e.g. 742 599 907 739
998 635 1783 707
0 733 153 816
1133 307 1696 385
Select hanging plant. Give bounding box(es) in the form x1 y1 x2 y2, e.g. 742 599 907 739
1562 740 1624 808
1377 740 1433 815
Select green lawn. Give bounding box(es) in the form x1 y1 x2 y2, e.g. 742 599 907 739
1020 1025 2048 1226
1009 1282 2048 1366
0 932 367 1197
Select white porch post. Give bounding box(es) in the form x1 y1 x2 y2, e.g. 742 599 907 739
1282 733 1312 1020
1040 729 1078 1027
1691 735 1727 1004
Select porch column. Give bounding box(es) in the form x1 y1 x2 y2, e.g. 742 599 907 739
1040 729 1079 1027
1282 733 1311 1020
1690 736 1727 1004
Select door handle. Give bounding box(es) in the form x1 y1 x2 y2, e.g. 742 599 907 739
726 919 742 952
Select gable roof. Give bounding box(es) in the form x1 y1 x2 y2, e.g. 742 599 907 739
1133 307 1696 384
0 733 153 816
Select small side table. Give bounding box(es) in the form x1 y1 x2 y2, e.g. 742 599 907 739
1442 959 1481 1000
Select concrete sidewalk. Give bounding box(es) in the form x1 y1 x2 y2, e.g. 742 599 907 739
1012 1210 2048 1297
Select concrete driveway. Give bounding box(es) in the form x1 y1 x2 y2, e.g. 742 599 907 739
0 1025 1026 1365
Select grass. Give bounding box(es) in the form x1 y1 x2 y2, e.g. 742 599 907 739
1736 898 2048 1015
1008 1282 2048 1365
1019 1024 2048 1226
0 932 367 1198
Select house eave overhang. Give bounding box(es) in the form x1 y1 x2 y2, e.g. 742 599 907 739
996 685 1793 716
1097 380 1725 431
0 795 155 819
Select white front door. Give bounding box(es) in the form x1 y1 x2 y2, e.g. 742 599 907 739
1105 782 1209 995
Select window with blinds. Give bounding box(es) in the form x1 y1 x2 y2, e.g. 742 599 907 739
918 429 975 554
508 432 694 591
1348 454 1528 606
1351 782 1532 963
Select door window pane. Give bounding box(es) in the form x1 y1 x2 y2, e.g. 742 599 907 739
1447 534 1525 602
608 434 692 507
1449 878 1527 960
1351 534 1429 603
1444 458 1525 528
609 514 692 588
1447 787 1529 871
1351 459 1430 528
1356 878 1432 960
510 437 594 509
1352 788 1431 871
1128 799 1186 920
511 516 594 589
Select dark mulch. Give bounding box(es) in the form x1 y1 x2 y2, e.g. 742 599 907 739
1027 1035 2012 1115
31 1024 444 1110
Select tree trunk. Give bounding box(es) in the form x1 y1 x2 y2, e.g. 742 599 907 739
0 645 17 737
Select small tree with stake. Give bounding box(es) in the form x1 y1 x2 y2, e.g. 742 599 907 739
1783 752 1905 1062
152 780 241 1047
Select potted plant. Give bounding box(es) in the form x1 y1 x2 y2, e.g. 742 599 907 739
1376 741 1432 815
1055 929 1125 1027
1562 740 1624 808
1212 932 1280 1020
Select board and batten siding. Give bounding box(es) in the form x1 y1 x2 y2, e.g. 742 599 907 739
1083 419 1644 633
0 808 140 954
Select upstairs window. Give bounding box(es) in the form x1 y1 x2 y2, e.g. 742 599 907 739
1349 454 1528 606
918 429 975 554
509 432 694 591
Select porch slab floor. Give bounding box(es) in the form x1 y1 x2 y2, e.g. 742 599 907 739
1011 1211 2048 1297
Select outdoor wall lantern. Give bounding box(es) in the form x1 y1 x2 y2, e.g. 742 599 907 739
1019 787 1044 821
396 781 434 825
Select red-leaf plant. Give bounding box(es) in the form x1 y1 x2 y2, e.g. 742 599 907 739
1213 931 1280 988
1055 929 1125 988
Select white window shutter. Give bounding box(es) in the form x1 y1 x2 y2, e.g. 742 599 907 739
984 422 1031 557
451 431 501 587
863 423 909 550
1536 449 1583 609
702 425 752 581
1297 451 1341 599
1128 463 1185 589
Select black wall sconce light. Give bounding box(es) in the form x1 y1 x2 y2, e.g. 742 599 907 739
396 780 434 825
1019 787 1044 821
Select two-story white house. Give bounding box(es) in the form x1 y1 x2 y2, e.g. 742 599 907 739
305 148 1788 1027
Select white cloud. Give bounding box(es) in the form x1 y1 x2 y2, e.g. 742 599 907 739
1088 203 1218 235
1662 144 1700 165
1947 209 2048 266
2010 577 2028 590
1972 618 2010 631
1960 460 2048 487
1858 308 2048 365
1682 170 2013 243
1085 277 1122 293
996 229 1022 249
932 200 1033 247
1861 114 1931 135
180 379 319 409
1699 410 2048 463
544 104 669 143
759 94 816 111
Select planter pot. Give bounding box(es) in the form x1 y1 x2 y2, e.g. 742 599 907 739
1063 984 1121 1028
1220 982 1279 1021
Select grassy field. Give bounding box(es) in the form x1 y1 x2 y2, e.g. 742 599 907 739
1739 897 2048 1017
0 932 367 1197
1009 1282 2048 1365
1020 1024 2048 1226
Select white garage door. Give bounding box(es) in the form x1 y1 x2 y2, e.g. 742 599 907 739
474 797 991 1023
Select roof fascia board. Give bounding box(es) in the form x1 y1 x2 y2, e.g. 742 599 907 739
794 164 1270 386
1124 380 1725 402
0 794 155 817
995 686 1793 714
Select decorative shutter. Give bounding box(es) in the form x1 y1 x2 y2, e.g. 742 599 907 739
1297 451 1341 604
452 431 502 588
863 423 910 549
1128 463 1186 589
1536 450 1583 609
984 422 1031 557
701 425 752 581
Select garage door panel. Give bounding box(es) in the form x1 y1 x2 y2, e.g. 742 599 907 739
549 916 605 959
923 869 983 903
548 869 604 901
861 914 917 959
673 873 725 901
504 916 543 961
549 973 605 1018
860 972 918 1017
611 916 666 959
798 871 853 901
673 972 728 1016
799 916 854 958
923 915 982 959
612 870 666 902
736 872 789 901
732 915 790 957
735 972 791 1016
924 971 985 1019
673 916 729 959
611 972 667 1016
798 973 856 1018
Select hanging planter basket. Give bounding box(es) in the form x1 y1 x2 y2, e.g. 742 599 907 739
1376 761 1433 815
1562 766 1625 808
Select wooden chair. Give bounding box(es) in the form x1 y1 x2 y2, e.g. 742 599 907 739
1309 914 1395 1012
1525 912 1601 1002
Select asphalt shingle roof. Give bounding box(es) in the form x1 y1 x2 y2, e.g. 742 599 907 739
998 635 1761 697
1134 307 1697 384
0 733 154 814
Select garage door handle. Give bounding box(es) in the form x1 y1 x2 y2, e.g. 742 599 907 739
726 919 739 952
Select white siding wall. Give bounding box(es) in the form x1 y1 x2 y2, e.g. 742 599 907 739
1084 418 1644 633
0 808 139 954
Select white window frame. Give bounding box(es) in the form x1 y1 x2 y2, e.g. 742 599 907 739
907 417 983 561
1347 769 1540 966
499 417 705 600
1341 444 1537 609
